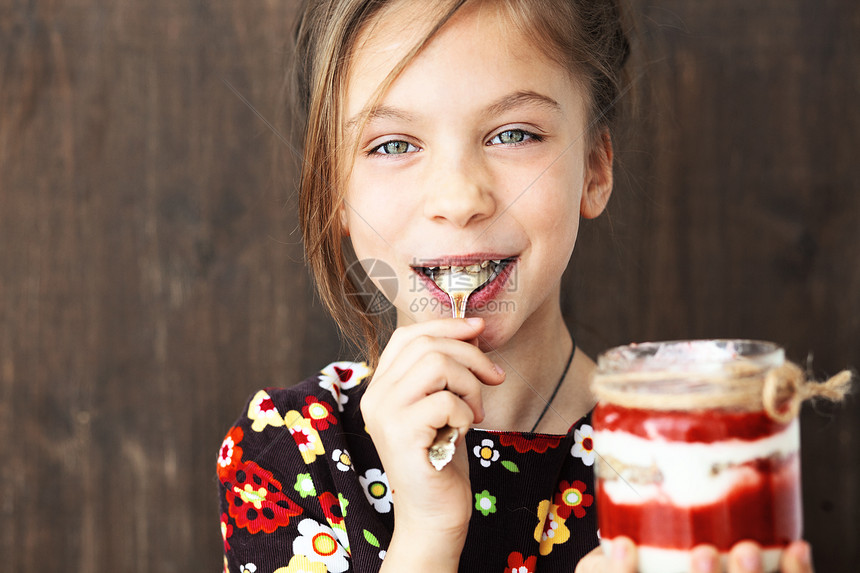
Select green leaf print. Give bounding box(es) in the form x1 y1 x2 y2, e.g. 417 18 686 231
501 460 520 473
364 529 380 548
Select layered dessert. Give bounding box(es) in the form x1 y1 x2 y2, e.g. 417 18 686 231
591 341 801 572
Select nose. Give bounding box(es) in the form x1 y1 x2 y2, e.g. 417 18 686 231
423 152 496 228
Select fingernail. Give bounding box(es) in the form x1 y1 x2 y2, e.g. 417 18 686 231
466 317 482 326
737 546 761 571
794 542 811 566
493 362 505 376
612 539 628 562
693 551 717 573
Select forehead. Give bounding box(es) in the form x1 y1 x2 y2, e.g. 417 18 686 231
344 1 585 124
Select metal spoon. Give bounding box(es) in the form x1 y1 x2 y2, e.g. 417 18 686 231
426 268 490 470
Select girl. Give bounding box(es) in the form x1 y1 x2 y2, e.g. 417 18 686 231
217 1 814 571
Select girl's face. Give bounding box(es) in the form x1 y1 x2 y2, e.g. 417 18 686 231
342 1 612 350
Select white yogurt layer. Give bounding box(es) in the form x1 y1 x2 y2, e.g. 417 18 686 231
595 419 799 506
600 539 783 573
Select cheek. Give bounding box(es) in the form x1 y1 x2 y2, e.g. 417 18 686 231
344 174 410 259
519 167 583 234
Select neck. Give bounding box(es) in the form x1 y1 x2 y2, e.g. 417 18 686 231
477 297 595 433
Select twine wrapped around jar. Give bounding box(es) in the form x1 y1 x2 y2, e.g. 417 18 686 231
591 344 853 423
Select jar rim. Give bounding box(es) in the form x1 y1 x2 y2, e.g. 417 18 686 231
596 339 784 376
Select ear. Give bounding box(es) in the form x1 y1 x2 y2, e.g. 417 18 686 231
580 129 614 219
339 201 350 237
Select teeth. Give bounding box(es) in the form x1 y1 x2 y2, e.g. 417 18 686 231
421 258 511 295
430 260 510 298
433 267 490 295
431 260 505 274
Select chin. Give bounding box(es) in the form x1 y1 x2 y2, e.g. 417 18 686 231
472 318 514 353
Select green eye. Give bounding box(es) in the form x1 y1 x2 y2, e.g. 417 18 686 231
373 140 417 155
498 130 525 144
488 129 540 146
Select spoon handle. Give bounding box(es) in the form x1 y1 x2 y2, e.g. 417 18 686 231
427 291 471 470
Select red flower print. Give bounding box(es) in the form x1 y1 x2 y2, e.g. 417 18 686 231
220 513 233 552
498 433 563 454
505 551 537 573
318 490 345 526
217 426 244 481
553 480 593 519
224 461 303 534
302 396 338 431
334 366 353 383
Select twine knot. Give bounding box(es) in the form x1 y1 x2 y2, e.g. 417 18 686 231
763 363 854 423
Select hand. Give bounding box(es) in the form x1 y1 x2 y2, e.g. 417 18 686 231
575 538 814 573
361 317 505 568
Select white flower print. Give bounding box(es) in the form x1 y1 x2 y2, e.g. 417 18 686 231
318 362 370 412
240 564 257 573
472 438 500 468
358 468 393 513
332 448 353 472
293 518 350 573
217 435 237 468
571 424 595 466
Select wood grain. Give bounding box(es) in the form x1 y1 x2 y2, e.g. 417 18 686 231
1 1 856 571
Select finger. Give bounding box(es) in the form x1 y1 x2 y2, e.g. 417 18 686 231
376 318 486 375
397 352 488 422
728 541 763 573
376 325 503 391
390 335 504 391
779 541 813 573
607 537 637 573
690 545 720 573
368 344 500 426
407 390 476 446
574 546 607 573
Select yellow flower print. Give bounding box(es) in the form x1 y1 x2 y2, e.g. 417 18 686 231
236 484 268 510
274 554 328 573
533 499 570 556
247 390 286 432
285 410 326 464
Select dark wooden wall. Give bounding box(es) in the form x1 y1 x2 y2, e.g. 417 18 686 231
1 1 856 571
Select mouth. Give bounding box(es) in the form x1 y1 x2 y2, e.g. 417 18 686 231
414 257 517 296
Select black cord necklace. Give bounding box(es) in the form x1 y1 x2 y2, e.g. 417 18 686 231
529 340 576 433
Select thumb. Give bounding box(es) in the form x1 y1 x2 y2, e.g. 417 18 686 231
608 537 637 573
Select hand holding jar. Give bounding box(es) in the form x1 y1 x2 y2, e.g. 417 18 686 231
575 536 813 573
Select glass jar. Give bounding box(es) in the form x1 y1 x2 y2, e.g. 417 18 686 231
591 340 802 573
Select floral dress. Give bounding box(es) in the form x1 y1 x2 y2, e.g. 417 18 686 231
217 361 600 573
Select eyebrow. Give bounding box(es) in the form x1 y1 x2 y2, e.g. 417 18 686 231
345 106 416 132
483 90 562 118
345 89 562 132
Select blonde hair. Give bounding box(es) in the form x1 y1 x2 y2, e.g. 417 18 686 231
290 0 631 365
